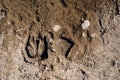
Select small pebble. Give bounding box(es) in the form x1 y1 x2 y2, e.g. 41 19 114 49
0 11 6 19
81 20 90 30
50 39 53 43
52 49 56 52
7 21 11 25
16 35 23 39
82 32 86 37
53 25 61 32
91 33 96 38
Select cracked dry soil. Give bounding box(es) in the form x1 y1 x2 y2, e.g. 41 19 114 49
0 0 120 80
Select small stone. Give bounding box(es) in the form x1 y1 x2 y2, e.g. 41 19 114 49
91 33 96 38
52 49 56 52
16 35 23 39
53 25 61 32
82 32 86 37
7 21 11 25
81 20 90 30
0 11 6 19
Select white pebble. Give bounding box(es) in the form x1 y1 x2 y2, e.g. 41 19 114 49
0 12 6 19
91 33 96 38
81 20 90 30
16 35 23 39
50 39 53 43
53 25 61 32
52 49 56 52
8 21 11 25
82 32 86 37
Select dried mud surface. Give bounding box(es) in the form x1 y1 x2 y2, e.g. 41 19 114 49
0 0 120 80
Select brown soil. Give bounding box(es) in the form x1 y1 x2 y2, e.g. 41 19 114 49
0 0 120 80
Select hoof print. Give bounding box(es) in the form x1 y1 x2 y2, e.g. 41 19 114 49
24 32 48 63
23 32 74 63
55 37 74 58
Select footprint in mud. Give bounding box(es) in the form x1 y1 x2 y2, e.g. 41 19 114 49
53 37 74 58
23 31 74 63
23 32 47 63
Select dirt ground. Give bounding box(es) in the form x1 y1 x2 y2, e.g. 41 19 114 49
0 0 120 80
